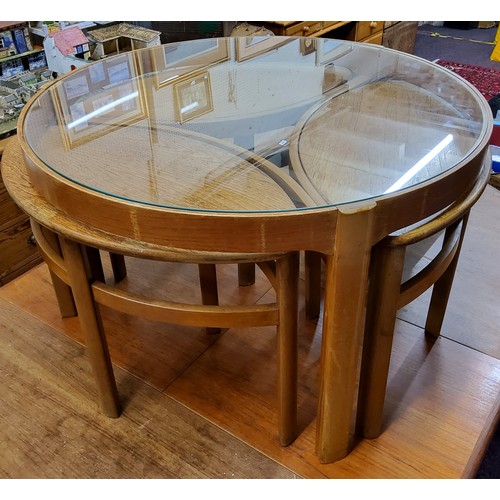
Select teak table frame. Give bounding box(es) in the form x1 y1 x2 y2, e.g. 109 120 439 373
4 128 491 463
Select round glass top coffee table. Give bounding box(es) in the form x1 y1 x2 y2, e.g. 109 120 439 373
12 36 493 463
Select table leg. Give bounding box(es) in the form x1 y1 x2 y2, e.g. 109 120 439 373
238 263 256 286
49 270 77 318
276 251 299 446
110 253 127 283
355 243 406 439
316 208 374 463
59 237 120 418
425 215 469 337
39 226 77 318
305 251 322 320
198 263 221 334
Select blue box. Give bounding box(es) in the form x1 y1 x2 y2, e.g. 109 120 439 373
492 145 500 173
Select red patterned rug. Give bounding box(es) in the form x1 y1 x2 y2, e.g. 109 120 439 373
436 59 500 101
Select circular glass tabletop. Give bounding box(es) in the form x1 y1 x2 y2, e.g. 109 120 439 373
21 36 491 213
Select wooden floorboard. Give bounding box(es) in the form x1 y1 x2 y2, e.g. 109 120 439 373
1 186 500 479
0 298 296 479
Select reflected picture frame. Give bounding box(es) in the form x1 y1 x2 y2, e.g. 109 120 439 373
316 39 353 65
300 37 316 56
174 71 213 123
235 36 291 62
52 52 148 149
153 38 230 87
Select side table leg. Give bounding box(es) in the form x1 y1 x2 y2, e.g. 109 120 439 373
316 208 374 463
238 263 256 286
39 226 77 318
276 251 299 446
59 237 120 418
305 251 322 320
198 263 221 334
110 253 127 283
355 243 406 439
49 270 77 318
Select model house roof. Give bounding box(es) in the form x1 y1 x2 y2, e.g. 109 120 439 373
87 22 160 43
50 27 88 55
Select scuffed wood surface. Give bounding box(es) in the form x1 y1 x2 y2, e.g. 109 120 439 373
0 298 296 479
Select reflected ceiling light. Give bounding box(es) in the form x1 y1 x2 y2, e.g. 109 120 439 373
384 134 454 194
67 91 139 130
181 101 199 114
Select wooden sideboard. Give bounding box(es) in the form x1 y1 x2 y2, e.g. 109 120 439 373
0 137 42 286
258 21 418 52
259 21 385 44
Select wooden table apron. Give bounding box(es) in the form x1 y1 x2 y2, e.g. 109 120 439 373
3 129 491 463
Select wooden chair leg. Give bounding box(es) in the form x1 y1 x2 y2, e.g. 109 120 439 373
425 216 469 337
304 251 322 320
198 264 221 334
59 237 120 418
356 243 406 439
276 251 299 446
238 263 255 286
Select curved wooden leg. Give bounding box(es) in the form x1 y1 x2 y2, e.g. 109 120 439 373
109 252 127 283
110 253 127 283
238 263 256 286
39 227 77 317
198 264 221 334
85 246 105 282
49 270 77 318
59 237 120 418
316 208 374 463
425 216 469 337
276 252 299 446
356 243 406 439
305 251 322 320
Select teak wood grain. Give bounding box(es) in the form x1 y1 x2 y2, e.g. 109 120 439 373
1 255 499 478
0 298 295 479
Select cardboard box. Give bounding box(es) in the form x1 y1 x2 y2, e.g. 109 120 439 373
478 22 496 29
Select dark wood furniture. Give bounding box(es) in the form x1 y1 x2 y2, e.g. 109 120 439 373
0 137 41 285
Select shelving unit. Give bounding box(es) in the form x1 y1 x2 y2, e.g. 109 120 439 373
0 21 48 140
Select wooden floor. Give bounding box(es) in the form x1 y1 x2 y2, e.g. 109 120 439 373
1 186 500 479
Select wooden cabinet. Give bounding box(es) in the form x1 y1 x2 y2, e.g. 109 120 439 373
382 21 419 54
258 21 348 38
259 21 418 51
259 21 385 45
0 138 42 285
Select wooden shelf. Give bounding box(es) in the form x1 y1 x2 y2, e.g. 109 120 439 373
0 46 44 64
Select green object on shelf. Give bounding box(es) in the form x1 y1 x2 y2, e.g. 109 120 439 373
197 22 222 35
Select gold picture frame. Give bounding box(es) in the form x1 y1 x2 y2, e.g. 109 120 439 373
174 71 213 123
153 38 230 88
235 36 291 62
300 37 316 56
53 52 148 148
316 39 353 65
